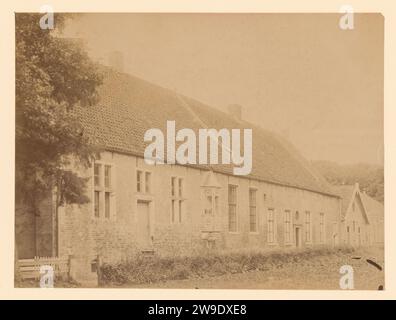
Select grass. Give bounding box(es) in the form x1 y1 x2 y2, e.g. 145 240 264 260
99 246 355 286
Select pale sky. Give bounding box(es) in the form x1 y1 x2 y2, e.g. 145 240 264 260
63 13 384 166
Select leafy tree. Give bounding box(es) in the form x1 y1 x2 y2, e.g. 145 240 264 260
15 13 103 214
312 160 384 203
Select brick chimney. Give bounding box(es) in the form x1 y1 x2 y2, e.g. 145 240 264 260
227 104 242 120
108 51 124 73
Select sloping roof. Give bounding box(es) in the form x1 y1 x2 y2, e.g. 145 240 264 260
76 67 337 197
333 184 370 223
333 185 355 214
361 193 384 221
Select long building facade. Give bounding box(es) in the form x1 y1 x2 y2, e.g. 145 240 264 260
15 66 382 283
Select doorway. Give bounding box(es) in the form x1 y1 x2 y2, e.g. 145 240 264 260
136 200 152 248
295 226 302 248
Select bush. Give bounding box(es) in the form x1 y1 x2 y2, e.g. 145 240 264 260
99 246 355 286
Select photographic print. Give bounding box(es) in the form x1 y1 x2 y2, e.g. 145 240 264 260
14 12 384 290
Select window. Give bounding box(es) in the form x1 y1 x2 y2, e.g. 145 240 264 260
205 194 213 215
171 200 176 223
145 172 151 193
352 202 355 212
105 192 111 218
178 178 183 197
228 185 237 232
104 165 111 188
94 162 114 219
136 170 151 194
305 211 311 242
94 191 100 217
137 170 142 193
94 164 101 187
178 200 182 223
171 177 176 196
284 210 292 244
171 176 185 223
249 189 257 232
319 213 325 243
267 208 275 243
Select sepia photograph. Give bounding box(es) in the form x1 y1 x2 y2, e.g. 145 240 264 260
14 12 384 290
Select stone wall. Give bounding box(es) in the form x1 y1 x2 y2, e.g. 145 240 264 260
56 151 341 279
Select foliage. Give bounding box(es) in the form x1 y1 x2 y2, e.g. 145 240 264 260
15 13 103 212
312 161 384 203
100 247 355 286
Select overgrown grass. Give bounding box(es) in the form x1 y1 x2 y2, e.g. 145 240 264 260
100 246 355 286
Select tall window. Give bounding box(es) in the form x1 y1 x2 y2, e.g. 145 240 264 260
228 185 237 232
267 208 275 243
104 165 111 188
171 177 184 223
145 172 151 193
284 210 292 244
136 170 151 194
105 192 111 218
305 211 311 242
319 212 325 243
249 189 257 232
94 191 100 217
137 170 142 193
171 177 176 196
94 162 114 219
94 164 101 187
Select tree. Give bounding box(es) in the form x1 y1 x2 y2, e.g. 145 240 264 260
312 160 384 203
15 13 102 215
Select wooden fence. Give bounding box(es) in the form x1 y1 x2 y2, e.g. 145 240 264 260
17 256 70 280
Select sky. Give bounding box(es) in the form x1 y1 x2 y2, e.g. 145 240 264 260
63 13 384 166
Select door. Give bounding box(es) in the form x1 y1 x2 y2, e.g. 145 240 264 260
295 227 301 248
137 201 151 248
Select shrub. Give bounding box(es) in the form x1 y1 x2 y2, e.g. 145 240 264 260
99 246 355 286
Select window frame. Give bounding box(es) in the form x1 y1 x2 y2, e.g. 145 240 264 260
249 188 258 233
284 209 292 245
93 160 115 220
228 184 238 233
267 208 276 244
170 176 185 224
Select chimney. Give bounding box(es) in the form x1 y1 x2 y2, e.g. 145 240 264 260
108 51 124 73
227 104 242 120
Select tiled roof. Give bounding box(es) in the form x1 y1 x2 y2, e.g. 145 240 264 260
333 185 355 215
361 193 384 221
76 67 337 197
